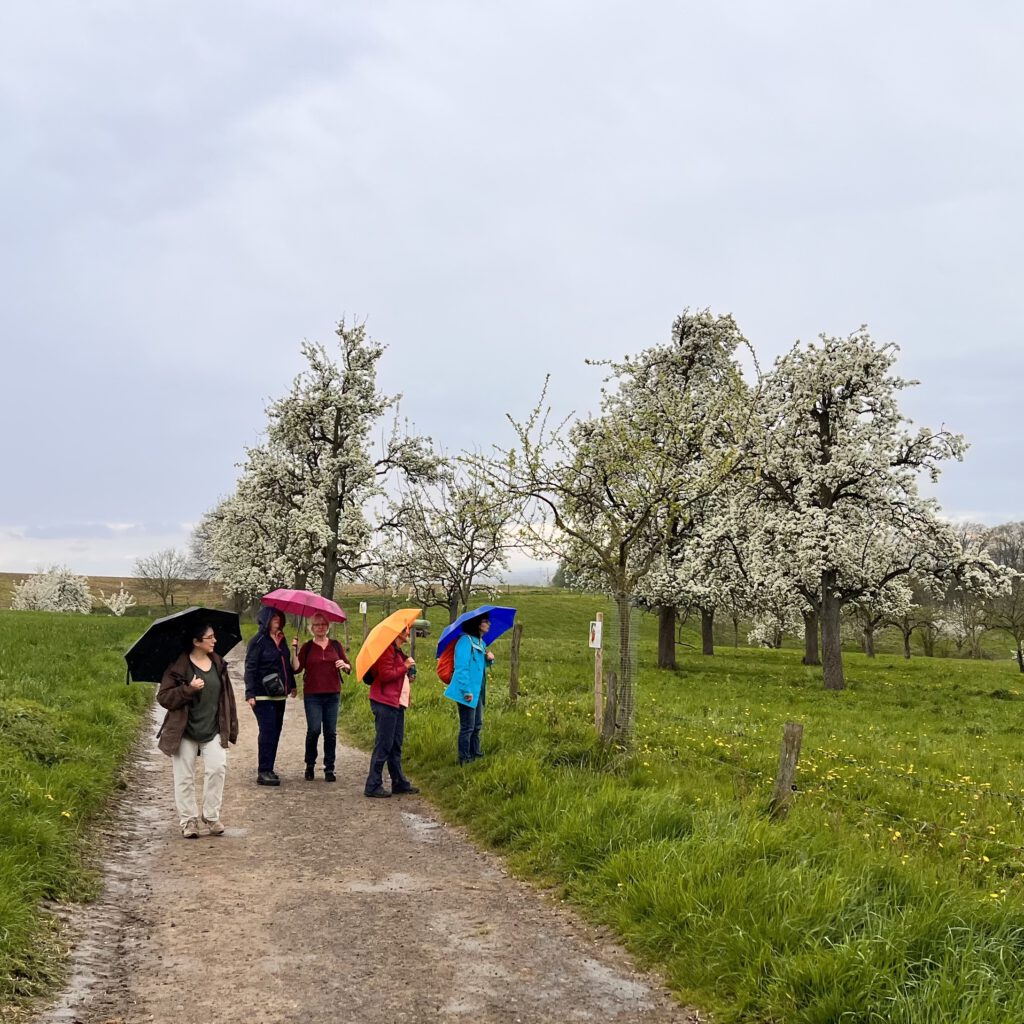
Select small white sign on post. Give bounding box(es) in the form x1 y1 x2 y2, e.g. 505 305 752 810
589 620 603 649
359 601 368 615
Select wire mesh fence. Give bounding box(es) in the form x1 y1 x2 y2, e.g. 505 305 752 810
601 595 640 735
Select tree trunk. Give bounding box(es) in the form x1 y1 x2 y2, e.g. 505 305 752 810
802 609 821 665
820 573 846 691
321 547 338 599
657 605 677 669
732 611 740 648
700 607 715 656
863 626 876 658
1017 644 1024 673
921 628 935 657
447 595 459 625
902 629 912 659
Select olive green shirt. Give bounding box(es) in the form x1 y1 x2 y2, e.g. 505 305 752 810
185 662 222 743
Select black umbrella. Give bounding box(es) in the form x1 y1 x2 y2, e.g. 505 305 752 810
124 607 243 683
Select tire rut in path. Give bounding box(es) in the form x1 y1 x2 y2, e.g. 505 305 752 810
34 651 703 1024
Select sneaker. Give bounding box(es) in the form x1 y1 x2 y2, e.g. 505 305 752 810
364 786 392 798
324 770 337 782
257 772 280 787
181 817 200 839
203 817 225 836
304 766 315 781
392 783 420 795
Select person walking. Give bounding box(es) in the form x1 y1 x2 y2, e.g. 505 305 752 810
157 622 239 837
244 606 297 786
363 623 420 799
443 613 494 765
294 613 350 782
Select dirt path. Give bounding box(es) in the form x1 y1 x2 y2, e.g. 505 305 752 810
33 652 702 1024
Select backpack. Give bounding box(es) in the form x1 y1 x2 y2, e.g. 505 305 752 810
436 644 456 684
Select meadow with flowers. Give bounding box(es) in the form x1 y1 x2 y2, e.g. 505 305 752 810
343 588 1024 1023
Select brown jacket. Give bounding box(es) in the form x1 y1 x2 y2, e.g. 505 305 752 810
156 651 239 756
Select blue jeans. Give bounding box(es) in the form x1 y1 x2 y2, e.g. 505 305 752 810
251 699 286 774
457 698 484 762
303 693 339 772
365 700 409 793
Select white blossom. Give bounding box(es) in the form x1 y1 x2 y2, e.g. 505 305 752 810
100 587 136 616
12 566 92 614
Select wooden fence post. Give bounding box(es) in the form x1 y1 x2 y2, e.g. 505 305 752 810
600 669 617 745
360 601 368 642
344 618 350 650
509 622 523 704
769 721 804 820
593 612 604 733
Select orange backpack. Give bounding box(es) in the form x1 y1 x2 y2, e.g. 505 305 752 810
436 644 456 684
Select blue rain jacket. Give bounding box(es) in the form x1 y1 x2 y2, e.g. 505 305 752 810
443 634 489 707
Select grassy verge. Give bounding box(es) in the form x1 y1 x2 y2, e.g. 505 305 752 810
0 611 152 1013
341 590 1024 1023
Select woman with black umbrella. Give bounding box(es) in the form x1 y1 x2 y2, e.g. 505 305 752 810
157 621 239 838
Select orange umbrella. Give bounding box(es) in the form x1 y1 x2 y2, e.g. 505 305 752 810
356 607 422 682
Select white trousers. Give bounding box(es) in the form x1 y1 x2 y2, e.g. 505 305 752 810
171 735 228 826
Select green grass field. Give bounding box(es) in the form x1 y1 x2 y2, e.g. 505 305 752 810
0 612 152 1010
340 589 1024 1023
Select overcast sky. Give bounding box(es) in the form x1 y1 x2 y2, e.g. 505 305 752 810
1 1 1021 580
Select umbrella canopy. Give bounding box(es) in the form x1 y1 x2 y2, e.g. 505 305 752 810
261 589 347 623
435 605 517 657
124 607 242 683
355 608 422 682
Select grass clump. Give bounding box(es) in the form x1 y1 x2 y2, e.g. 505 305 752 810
0 611 152 1011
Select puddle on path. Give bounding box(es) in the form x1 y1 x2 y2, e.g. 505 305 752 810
401 810 442 843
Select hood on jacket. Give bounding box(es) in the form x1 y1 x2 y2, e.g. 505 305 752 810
257 605 287 633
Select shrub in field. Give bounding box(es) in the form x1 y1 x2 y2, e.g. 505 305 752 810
11 566 92 614
99 587 136 616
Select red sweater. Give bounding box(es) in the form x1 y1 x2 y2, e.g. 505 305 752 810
367 644 409 708
298 639 347 695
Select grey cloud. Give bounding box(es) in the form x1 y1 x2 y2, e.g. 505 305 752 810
1 1 1022 573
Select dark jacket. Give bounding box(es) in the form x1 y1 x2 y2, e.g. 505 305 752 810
244 606 298 700
367 643 410 708
156 651 239 756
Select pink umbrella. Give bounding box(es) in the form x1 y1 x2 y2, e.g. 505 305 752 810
261 589 348 623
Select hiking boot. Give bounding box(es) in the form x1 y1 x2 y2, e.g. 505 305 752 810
268 770 281 781
324 770 337 782
256 772 280 786
392 783 420 795
304 766 315 781
181 817 200 839
364 786 391 798
203 817 225 836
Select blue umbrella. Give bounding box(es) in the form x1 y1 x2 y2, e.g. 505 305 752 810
435 605 517 657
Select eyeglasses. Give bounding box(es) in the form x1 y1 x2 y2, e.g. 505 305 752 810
201 633 216 641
